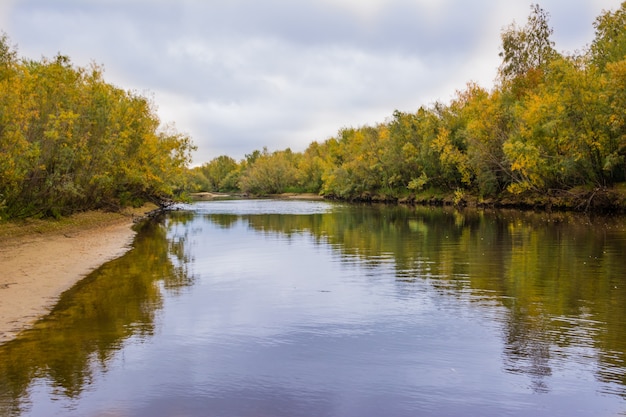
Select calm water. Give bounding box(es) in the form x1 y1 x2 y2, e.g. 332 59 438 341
1 200 626 417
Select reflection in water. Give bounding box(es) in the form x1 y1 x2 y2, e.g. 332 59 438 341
0 219 195 416
0 200 625 416
205 203 626 398
503 309 553 394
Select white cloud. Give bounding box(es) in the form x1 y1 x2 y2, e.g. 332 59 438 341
0 0 15 29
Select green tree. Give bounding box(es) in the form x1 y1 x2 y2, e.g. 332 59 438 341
239 148 299 195
461 85 513 195
201 155 239 191
296 141 326 193
590 1 626 70
185 167 211 192
499 4 558 91
604 60 626 181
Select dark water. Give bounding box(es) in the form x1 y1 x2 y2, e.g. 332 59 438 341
1 199 626 417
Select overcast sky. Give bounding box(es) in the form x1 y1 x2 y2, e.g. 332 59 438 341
1 0 621 164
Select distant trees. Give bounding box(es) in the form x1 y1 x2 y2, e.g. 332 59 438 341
238 148 300 195
0 35 194 219
106 2 616 208
201 155 239 191
184 3 626 208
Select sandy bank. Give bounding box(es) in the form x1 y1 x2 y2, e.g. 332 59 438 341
0 212 147 343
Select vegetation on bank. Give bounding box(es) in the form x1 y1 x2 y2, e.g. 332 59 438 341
187 3 626 212
0 34 195 220
3 3 626 219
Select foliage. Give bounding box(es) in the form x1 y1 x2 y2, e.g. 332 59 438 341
10 4 621 209
498 4 558 84
238 147 299 195
0 35 195 219
198 155 239 192
591 1 626 70
181 3 626 209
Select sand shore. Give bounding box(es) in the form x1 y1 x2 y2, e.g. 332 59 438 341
0 213 142 343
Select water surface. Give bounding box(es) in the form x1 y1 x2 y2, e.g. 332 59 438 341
1 200 626 416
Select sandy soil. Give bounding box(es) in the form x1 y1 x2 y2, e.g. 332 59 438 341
0 217 138 343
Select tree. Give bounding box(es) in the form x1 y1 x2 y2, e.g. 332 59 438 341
0 32 17 77
461 85 512 195
296 141 326 193
590 2 626 181
0 37 195 219
387 110 424 190
201 155 238 191
499 4 558 86
239 148 299 195
590 1 626 71
604 60 626 181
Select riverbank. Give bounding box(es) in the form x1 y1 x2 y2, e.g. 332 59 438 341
192 183 626 213
323 184 626 213
0 205 156 343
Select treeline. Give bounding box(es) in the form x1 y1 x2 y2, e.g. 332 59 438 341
0 35 194 219
189 3 626 209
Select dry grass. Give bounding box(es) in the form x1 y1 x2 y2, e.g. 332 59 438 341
0 204 158 242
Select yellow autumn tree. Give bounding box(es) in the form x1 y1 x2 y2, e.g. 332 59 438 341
0 35 195 219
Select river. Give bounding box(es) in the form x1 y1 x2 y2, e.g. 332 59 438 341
1 199 626 417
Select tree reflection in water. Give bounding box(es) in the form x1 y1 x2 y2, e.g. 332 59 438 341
214 204 626 398
0 217 195 416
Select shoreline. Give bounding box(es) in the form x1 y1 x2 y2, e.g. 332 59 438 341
0 210 150 343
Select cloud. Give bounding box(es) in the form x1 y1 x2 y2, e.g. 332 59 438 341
4 0 623 163
0 0 15 29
